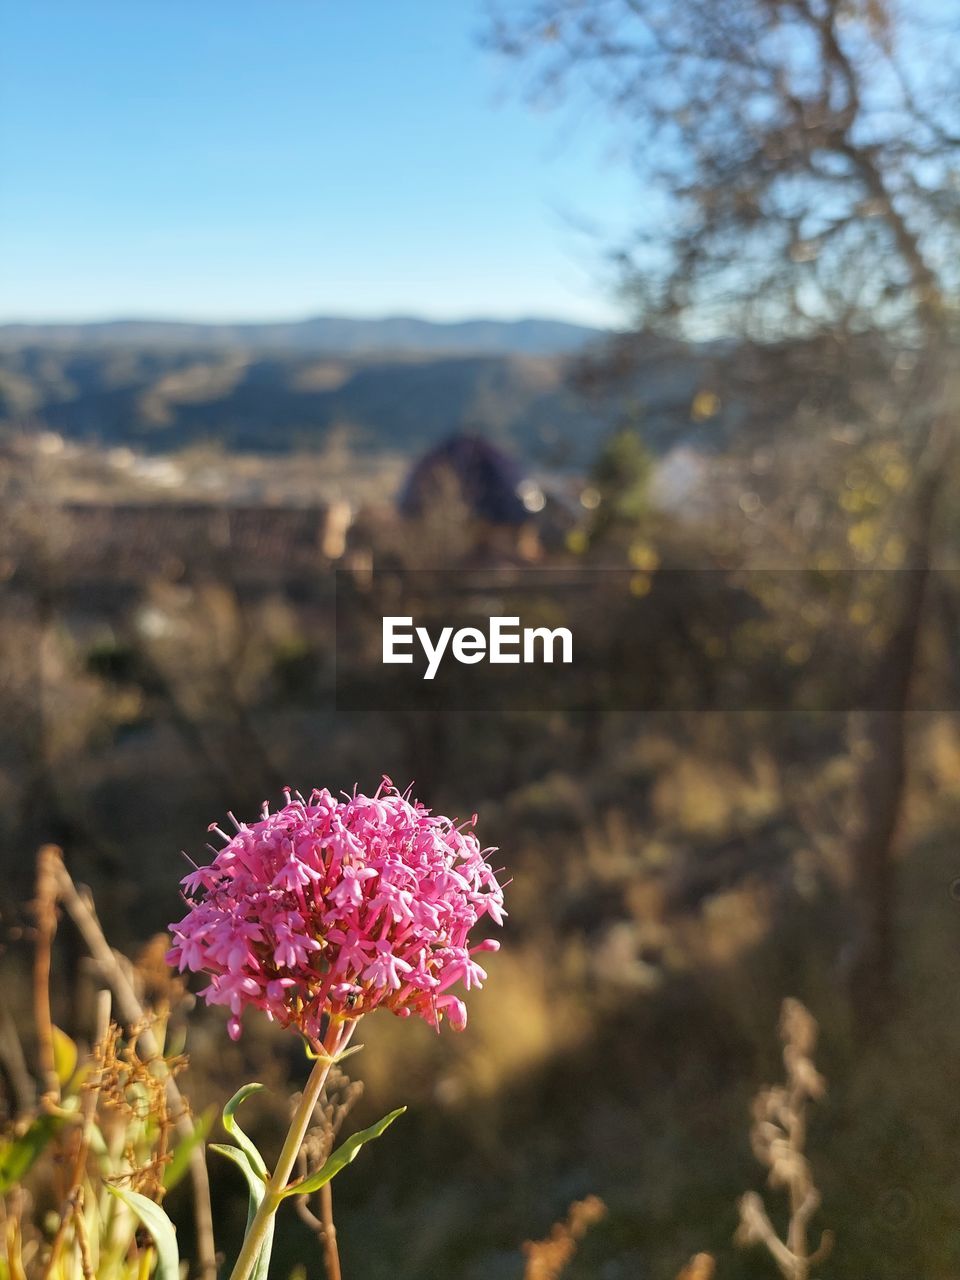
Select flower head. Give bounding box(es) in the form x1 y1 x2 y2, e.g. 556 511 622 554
167 780 504 1042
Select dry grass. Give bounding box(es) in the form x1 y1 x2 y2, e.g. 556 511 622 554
521 1196 607 1280
735 999 833 1279
675 1255 716 1280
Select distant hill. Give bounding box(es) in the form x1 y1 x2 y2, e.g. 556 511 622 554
0 314 604 356
0 320 740 465
0 343 744 469
0 315 893 467
0 346 610 463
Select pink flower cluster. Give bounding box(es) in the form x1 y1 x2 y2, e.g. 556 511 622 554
167 780 505 1042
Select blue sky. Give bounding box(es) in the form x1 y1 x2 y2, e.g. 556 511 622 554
0 1 638 326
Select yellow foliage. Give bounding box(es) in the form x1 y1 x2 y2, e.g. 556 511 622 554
691 390 721 421
883 460 911 491
840 489 868 514
628 541 660 571
883 533 906 567
847 519 879 557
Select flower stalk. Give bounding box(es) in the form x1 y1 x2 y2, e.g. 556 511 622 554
228 1019 355 1280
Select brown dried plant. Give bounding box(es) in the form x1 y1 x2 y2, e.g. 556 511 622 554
294 1064 365 1280
0 844 217 1280
40 845 216 1278
735 999 833 1279
522 1195 607 1280
675 1254 716 1280
3 979 193 1279
96 1019 185 1200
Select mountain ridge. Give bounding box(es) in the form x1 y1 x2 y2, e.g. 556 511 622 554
0 314 606 356
0 330 731 465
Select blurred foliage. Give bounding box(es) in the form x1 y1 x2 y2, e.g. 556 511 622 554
587 426 653 541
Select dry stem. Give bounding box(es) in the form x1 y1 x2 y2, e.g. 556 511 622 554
32 846 60 1101
227 1019 354 1280
522 1196 607 1280
676 1256 715 1280
294 1064 363 1280
40 990 111 1280
735 999 833 1279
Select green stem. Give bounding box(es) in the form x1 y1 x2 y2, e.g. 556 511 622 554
227 1020 355 1280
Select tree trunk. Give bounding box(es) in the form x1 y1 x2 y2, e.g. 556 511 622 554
848 390 951 1027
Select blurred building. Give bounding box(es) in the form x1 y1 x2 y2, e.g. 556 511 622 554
399 432 576 562
48 501 349 590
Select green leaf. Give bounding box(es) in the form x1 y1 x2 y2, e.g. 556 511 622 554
106 1185 180 1280
210 1144 275 1280
0 1112 66 1193
162 1106 216 1192
52 1026 79 1088
303 1039 364 1065
222 1082 268 1179
280 1107 406 1199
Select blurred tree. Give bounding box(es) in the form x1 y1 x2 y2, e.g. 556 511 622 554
589 424 654 539
490 0 958 342
490 0 960 1022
